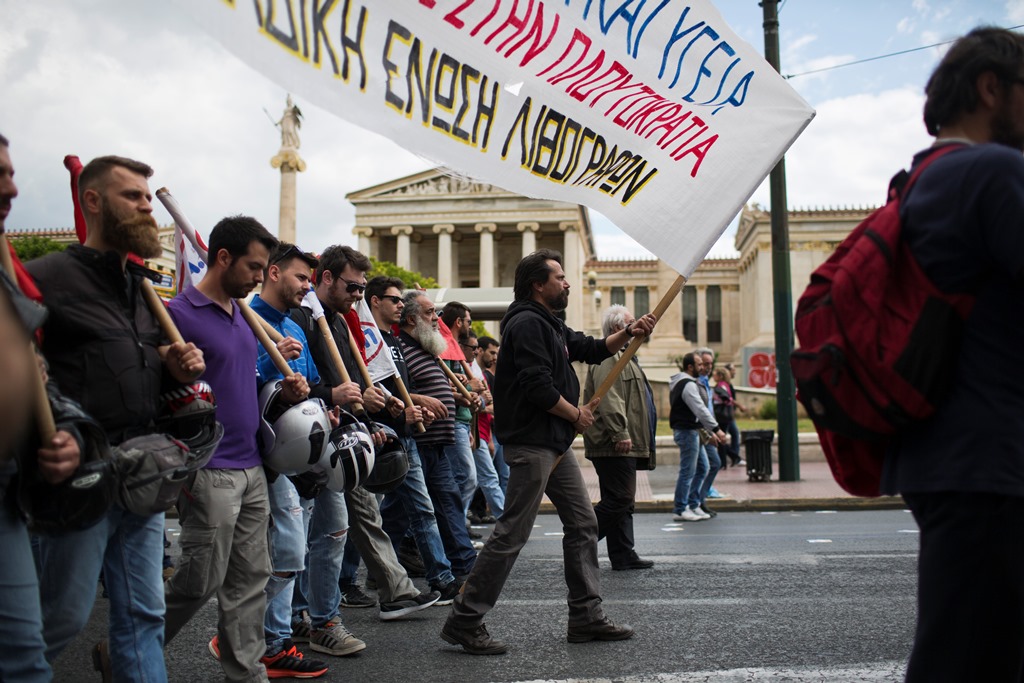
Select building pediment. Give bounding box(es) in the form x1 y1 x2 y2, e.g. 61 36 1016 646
346 168 512 201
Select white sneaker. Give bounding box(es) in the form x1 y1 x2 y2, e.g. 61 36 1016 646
691 506 711 520
678 508 703 522
670 513 687 523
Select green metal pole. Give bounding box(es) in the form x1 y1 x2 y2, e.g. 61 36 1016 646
761 0 800 481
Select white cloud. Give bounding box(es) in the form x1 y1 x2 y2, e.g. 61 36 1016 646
912 0 931 15
897 17 915 34
1007 0 1024 23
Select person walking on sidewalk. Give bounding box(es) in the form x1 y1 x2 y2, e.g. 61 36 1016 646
583 304 657 571
669 352 727 523
442 249 656 655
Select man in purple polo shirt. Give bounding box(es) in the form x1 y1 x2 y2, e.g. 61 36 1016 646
164 215 308 683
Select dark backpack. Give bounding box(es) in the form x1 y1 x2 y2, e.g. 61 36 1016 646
790 144 975 496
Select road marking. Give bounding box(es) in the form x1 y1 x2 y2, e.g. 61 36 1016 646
807 539 833 543
815 510 838 514
514 662 907 682
897 529 919 534
543 532 564 537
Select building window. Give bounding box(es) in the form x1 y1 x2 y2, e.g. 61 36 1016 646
682 286 697 342
706 285 722 343
610 286 625 306
634 286 649 316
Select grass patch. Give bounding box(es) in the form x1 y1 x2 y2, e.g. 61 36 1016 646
656 417 816 436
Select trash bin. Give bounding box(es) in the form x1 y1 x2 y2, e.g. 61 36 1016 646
741 430 774 482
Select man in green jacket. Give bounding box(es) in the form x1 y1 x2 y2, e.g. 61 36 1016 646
583 305 656 571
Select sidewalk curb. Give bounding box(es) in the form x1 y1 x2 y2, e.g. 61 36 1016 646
539 496 906 514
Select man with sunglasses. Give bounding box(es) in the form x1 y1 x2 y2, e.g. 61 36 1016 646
290 245 439 633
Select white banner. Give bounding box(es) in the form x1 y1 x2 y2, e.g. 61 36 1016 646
354 299 399 383
174 0 813 275
174 224 208 293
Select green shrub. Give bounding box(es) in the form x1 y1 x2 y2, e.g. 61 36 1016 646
758 399 778 420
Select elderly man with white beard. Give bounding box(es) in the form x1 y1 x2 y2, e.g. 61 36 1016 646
398 291 479 582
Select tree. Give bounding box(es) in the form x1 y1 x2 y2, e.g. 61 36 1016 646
10 236 66 262
368 257 438 289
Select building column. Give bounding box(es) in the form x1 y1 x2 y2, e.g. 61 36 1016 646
696 284 708 347
353 226 374 258
517 222 539 258
559 221 582 329
432 224 455 287
625 286 635 314
391 225 414 270
475 223 497 288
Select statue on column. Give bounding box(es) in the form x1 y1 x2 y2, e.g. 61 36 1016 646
271 94 306 172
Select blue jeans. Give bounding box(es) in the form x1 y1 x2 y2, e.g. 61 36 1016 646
698 443 721 504
299 489 348 628
470 431 505 518
0 501 50 682
338 536 361 586
727 421 741 463
446 423 477 516
379 437 456 587
265 476 313 654
672 429 701 514
493 441 509 493
687 444 709 510
36 505 166 683
415 442 477 576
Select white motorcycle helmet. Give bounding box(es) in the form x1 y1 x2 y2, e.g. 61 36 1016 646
316 409 375 492
258 380 332 476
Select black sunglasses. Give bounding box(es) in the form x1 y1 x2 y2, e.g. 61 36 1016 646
271 244 311 266
378 294 403 304
339 276 366 294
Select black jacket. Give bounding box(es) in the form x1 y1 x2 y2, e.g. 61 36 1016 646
26 246 164 444
493 299 613 452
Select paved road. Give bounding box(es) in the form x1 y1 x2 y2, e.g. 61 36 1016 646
54 509 919 682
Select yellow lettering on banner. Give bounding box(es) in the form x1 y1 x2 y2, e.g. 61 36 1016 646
253 0 366 87
382 20 499 151
501 97 658 206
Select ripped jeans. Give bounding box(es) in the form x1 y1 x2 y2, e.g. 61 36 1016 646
265 478 348 653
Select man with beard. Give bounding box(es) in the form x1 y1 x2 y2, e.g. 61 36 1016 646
442 249 656 655
290 245 439 640
248 243 334 677
399 291 479 583
367 276 464 604
878 27 1024 681
164 215 291 683
26 155 205 682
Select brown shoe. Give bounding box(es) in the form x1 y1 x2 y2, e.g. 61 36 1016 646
440 618 508 655
92 640 112 683
567 617 635 643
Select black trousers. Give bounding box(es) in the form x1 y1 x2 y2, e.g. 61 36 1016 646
904 491 1024 683
591 457 639 567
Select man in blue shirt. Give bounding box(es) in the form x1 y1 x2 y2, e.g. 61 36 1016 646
250 243 362 673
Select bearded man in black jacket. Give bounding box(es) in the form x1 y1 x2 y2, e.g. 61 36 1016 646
441 249 657 655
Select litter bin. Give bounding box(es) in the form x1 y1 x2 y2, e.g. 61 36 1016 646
741 430 774 482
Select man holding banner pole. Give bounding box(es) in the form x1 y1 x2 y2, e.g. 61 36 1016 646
27 154 205 683
367 275 465 604
290 245 440 621
443 249 656 655
164 216 280 683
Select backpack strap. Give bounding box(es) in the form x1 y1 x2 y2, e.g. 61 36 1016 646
889 142 967 202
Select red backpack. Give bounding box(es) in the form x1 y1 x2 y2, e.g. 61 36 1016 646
790 144 975 496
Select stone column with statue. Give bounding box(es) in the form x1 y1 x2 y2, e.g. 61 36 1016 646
270 94 306 244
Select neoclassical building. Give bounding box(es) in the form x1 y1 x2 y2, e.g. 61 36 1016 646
347 168 870 399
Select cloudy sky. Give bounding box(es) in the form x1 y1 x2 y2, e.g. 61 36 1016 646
2 0 1021 261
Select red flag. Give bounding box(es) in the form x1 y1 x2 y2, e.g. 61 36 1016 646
5 241 43 303
437 318 465 362
343 309 367 363
63 155 87 244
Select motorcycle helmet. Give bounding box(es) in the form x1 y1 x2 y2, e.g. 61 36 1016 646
361 424 409 494
317 409 374 492
258 380 331 476
156 381 223 470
